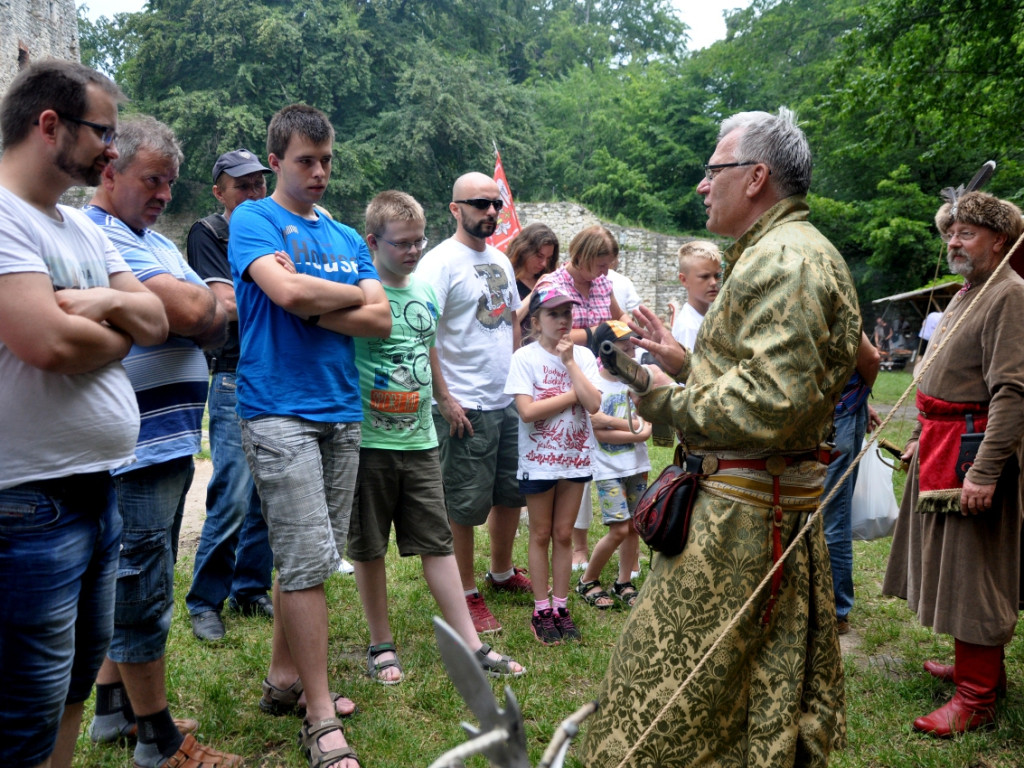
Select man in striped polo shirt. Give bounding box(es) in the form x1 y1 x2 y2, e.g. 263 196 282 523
84 117 240 768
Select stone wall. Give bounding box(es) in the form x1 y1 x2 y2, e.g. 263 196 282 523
517 201 721 321
0 0 80 129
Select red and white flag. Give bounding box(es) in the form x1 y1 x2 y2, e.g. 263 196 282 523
486 149 521 252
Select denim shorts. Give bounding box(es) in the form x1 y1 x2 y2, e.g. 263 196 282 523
432 404 524 526
596 473 649 524
519 476 591 496
241 416 360 592
108 456 194 664
0 473 121 767
348 447 453 561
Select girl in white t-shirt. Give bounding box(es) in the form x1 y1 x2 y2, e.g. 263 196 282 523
504 286 601 646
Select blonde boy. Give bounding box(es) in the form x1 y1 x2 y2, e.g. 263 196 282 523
349 191 523 684
670 240 722 351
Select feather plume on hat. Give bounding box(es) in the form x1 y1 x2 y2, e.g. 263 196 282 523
939 160 996 219
935 190 1024 251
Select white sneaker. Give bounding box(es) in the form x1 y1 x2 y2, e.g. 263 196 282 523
571 561 588 573
338 558 354 574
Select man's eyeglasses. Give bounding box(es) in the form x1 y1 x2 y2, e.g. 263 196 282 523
703 161 759 181
59 113 117 145
453 198 504 212
378 236 429 252
231 180 267 193
942 229 978 243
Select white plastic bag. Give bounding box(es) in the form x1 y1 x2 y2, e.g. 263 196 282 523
850 447 900 540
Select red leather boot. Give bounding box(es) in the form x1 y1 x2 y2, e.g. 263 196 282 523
923 647 1007 696
913 639 1002 737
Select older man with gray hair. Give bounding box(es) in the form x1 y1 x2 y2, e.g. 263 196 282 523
84 117 239 768
582 108 858 767
884 191 1024 737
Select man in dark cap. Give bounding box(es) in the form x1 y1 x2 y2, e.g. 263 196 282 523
185 149 275 641
884 191 1024 737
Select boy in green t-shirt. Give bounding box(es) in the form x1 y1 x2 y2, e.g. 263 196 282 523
349 191 524 684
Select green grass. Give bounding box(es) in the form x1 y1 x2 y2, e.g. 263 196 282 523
72 371 1023 767
872 370 915 406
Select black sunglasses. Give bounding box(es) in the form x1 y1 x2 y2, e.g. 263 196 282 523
453 198 503 212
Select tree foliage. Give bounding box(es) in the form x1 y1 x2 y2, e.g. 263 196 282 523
77 0 1024 301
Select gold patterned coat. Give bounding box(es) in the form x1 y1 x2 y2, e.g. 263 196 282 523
581 195 860 768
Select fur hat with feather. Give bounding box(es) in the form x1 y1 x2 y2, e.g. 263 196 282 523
935 191 1024 252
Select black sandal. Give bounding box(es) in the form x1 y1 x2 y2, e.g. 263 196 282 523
367 642 404 685
575 577 614 609
475 643 526 677
610 580 639 608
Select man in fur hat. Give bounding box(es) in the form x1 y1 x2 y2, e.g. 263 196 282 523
884 191 1024 737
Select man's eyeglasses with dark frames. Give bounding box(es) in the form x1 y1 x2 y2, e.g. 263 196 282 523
453 198 504 212
378 237 429 252
231 179 267 193
703 161 759 181
58 113 117 145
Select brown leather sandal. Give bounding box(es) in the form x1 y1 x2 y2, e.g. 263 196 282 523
136 733 242 768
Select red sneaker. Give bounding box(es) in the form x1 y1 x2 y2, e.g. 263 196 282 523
486 567 533 595
466 593 501 634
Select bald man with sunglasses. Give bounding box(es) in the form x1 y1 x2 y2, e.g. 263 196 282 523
415 172 532 636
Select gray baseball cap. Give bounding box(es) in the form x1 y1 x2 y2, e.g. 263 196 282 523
212 149 270 182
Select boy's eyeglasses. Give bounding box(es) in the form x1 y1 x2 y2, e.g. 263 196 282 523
453 198 504 212
378 237 429 252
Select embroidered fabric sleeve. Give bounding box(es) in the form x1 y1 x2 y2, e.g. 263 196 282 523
638 235 859 452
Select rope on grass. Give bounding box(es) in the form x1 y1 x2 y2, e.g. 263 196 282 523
612 229 1024 768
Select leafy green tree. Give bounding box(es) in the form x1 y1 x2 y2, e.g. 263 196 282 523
76 5 142 78
348 42 542 232
822 0 1024 211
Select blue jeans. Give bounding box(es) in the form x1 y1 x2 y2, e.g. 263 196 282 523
108 456 194 664
0 473 121 767
186 373 272 615
821 400 869 621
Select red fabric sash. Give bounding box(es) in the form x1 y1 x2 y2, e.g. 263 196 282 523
916 390 988 513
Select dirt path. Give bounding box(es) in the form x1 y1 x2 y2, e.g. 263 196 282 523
180 458 212 556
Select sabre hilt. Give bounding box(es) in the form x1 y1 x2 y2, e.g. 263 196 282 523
598 340 653 395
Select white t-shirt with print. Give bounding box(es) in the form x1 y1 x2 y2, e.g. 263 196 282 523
417 237 521 411
588 375 652 481
504 342 599 480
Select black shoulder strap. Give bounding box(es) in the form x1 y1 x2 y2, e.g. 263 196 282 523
198 213 230 243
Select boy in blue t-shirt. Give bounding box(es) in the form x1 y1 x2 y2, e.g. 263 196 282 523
228 104 390 766
349 191 523 684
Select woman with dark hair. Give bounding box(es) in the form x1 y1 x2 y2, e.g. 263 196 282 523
508 223 560 299
509 223 560 343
